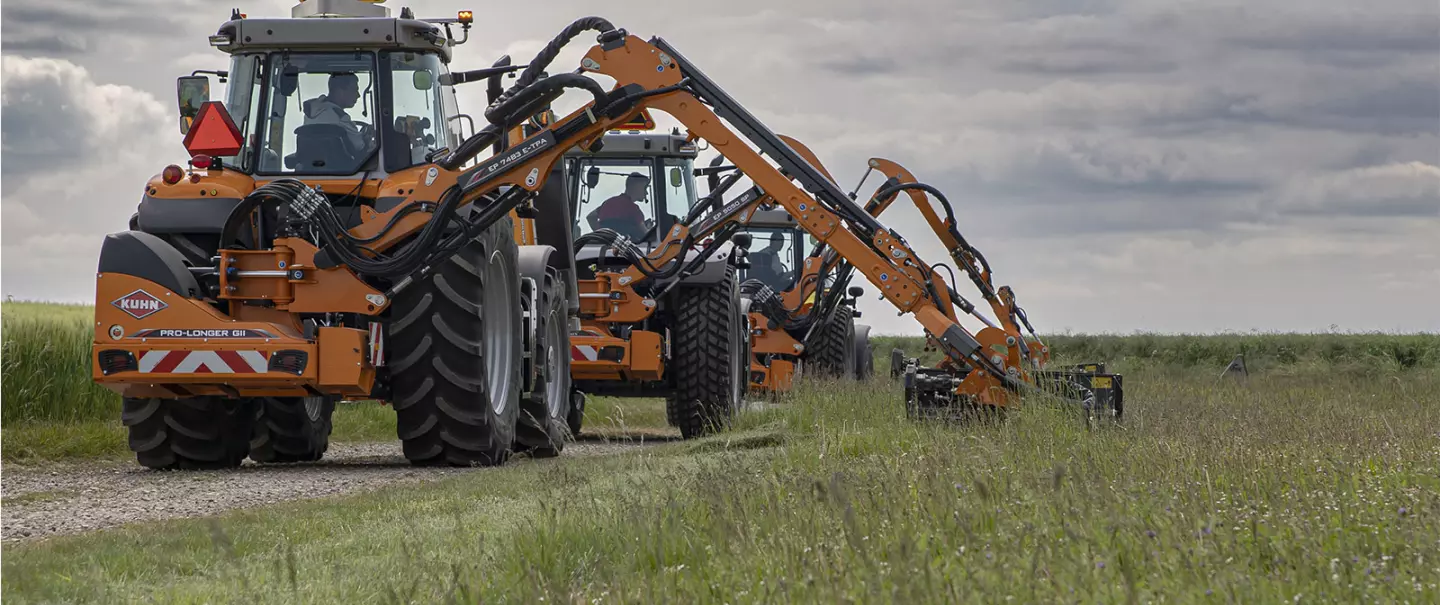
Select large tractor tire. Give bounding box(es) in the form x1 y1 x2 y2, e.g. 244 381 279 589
248 396 335 463
667 265 749 438
121 396 253 470
514 267 573 458
388 215 524 467
853 324 874 380
806 305 856 379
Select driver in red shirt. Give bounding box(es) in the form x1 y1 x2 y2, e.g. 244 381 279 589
586 172 650 240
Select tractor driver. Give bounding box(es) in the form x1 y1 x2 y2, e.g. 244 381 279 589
586 172 651 240
302 72 375 153
747 232 790 289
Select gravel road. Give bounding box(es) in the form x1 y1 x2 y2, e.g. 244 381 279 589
2 440 650 544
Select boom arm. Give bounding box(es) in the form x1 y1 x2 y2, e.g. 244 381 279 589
246 20 1028 404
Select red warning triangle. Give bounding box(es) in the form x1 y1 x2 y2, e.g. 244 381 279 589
619 109 656 131
182 101 244 157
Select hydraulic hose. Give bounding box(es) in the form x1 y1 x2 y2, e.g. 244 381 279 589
487 17 617 114
484 73 610 128
868 180 995 297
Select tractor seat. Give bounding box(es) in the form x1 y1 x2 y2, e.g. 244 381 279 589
289 123 357 170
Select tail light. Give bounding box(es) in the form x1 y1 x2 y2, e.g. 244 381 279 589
98 350 138 375
268 350 308 375
190 155 213 169
161 165 184 185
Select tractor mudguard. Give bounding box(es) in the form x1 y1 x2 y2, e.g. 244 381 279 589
517 244 560 284
97 231 202 299
136 195 244 234
518 243 578 315
675 240 743 286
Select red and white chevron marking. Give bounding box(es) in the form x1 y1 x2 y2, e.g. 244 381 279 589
571 345 598 361
137 350 270 374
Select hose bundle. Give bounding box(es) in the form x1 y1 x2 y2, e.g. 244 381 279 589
221 178 514 281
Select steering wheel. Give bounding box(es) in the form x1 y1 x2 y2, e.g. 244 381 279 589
353 121 375 141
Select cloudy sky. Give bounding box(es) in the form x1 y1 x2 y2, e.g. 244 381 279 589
3 0 1437 335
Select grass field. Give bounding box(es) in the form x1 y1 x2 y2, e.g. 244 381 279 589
3 300 1439 602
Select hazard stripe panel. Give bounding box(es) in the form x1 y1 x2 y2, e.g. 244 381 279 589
137 350 270 374
571 345 598 361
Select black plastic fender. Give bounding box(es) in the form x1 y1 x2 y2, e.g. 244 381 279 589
97 231 202 298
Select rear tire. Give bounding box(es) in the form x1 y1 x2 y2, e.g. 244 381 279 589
248 396 335 463
667 265 748 438
806 305 856 379
514 268 573 458
388 215 523 467
122 396 253 470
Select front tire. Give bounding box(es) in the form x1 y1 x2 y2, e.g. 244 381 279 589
667 265 748 438
806 305 856 379
388 215 523 466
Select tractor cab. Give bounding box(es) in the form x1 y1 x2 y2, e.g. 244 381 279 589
179 0 476 180
563 121 700 246
733 210 805 293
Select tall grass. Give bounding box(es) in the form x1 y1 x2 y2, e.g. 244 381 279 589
5 366 1437 603
1 301 120 424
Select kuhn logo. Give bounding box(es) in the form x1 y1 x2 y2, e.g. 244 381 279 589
111 289 168 320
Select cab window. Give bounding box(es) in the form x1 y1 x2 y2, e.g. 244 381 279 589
574 158 657 242
383 51 455 173
258 53 379 175
740 228 799 291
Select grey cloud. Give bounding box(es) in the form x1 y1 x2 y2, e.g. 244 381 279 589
816 56 898 77
2 0 1437 332
997 54 1177 76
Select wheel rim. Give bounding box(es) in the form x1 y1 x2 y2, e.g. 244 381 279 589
482 247 519 416
544 305 567 419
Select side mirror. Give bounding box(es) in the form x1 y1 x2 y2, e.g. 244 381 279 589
732 232 753 249
279 64 300 96
585 166 600 189
412 69 433 90
177 76 210 135
848 286 864 297
707 153 724 192
669 167 683 189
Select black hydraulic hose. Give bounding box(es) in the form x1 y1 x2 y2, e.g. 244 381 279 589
686 171 745 224
438 123 503 170
488 17 617 113
868 180 997 297
484 73 609 127
870 181 960 244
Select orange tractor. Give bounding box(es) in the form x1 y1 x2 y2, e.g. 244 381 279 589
92 6 1121 471
95 0 583 468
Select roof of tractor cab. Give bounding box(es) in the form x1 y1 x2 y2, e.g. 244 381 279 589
209 0 460 62
565 132 699 159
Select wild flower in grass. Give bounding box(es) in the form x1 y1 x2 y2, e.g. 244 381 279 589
1146 530 1157 539
1096 561 1106 570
